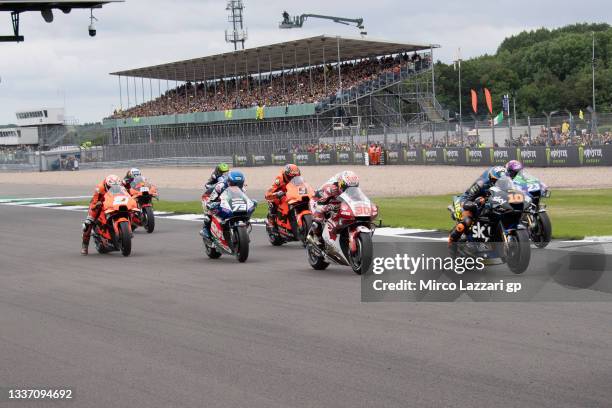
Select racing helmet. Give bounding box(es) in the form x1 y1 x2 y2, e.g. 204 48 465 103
488 166 507 185
216 163 230 176
226 170 245 189
104 174 121 189
283 164 301 181
338 170 360 192
126 168 141 180
505 160 523 179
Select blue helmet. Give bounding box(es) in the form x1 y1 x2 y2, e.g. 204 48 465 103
226 170 245 188
488 166 507 184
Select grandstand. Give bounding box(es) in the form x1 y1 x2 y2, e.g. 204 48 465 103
102 35 449 161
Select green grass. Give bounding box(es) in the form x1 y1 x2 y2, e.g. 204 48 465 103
63 188 612 239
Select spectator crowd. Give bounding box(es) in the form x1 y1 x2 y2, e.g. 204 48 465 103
111 53 429 119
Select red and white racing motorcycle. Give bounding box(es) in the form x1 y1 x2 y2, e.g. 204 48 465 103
306 186 377 275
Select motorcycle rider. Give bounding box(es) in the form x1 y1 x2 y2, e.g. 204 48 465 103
265 164 301 233
505 160 523 179
81 174 122 255
204 163 230 195
123 168 142 190
448 166 507 248
200 170 246 239
309 170 360 247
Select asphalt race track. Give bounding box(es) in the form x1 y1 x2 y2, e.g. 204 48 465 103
1 196 612 407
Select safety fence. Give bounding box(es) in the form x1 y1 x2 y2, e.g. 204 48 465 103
232 145 612 167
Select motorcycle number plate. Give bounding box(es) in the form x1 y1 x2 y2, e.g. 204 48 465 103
231 199 247 212
140 187 149 193
354 204 371 216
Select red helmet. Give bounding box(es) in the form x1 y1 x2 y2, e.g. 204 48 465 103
104 174 121 189
283 164 301 181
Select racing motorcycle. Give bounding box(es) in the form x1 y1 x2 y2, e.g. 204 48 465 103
202 186 257 263
92 183 140 257
306 186 378 275
448 177 531 274
266 176 314 247
128 175 159 233
513 172 552 248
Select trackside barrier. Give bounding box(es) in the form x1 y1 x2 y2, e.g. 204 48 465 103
233 146 612 167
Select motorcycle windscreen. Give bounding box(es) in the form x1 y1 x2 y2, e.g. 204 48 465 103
340 187 372 217
130 176 147 189
219 186 254 218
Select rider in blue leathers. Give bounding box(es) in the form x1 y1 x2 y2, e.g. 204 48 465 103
200 170 245 239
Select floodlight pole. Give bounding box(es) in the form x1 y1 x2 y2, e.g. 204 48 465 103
126 76 130 108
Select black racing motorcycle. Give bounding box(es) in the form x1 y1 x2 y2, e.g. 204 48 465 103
448 177 532 274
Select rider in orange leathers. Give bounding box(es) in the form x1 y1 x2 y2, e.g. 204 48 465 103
80 174 121 255
264 164 301 232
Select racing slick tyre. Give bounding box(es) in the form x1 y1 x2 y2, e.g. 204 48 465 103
119 221 132 257
307 242 329 270
234 226 250 263
349 233 373 275
143 206 155 234
507 229 530 274
532 212 552 249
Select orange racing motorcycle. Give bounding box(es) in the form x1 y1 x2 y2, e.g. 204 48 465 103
128 175 159 233
92 183 140 257
266 175 314 246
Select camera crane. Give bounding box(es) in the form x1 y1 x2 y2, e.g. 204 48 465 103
279 11 367 36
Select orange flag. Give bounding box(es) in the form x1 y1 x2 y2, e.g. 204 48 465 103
484 88 493 114
471 89 478 113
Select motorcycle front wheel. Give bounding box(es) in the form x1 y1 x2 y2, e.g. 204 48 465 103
234 226 250 263
349 232 373 275
119 221 132 257
143 206 155 233
506 229 530 274
532 212 552 249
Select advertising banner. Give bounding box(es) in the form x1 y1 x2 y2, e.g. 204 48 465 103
489 148 516 166
516 147 546 167
545 147 579 167
353 151 366 165
335 151 352 165
403 149 422 164
270 153 292 166
233 154 249 167
422 148 444 164
293 152 316 166
316 152 335 165
579 145 612 166
385 150 401 165
443 147 464 165
464 148 489 166
250 154 271 166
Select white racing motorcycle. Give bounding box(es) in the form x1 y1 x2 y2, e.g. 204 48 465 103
306 187 378 275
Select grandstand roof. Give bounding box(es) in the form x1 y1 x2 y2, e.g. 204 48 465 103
111 35 434 82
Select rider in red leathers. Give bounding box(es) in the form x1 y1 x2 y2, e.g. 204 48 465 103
309 170 360 247
81 174 122 255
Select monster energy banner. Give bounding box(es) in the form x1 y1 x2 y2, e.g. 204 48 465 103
233 146 612 167
353 151 365 164
336 151 352 165
385 150 402 165
270 153 292 165
443 147 464 164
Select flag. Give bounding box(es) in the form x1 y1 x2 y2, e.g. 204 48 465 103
484 88 493 114
471 89 478 113
493 111 504 125
579 109 584 120
224 109 233 119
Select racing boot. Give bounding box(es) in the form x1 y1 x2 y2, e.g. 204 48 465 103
199 215 212 240
266 202 279 233
81 216 94 255
307 221 325 249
